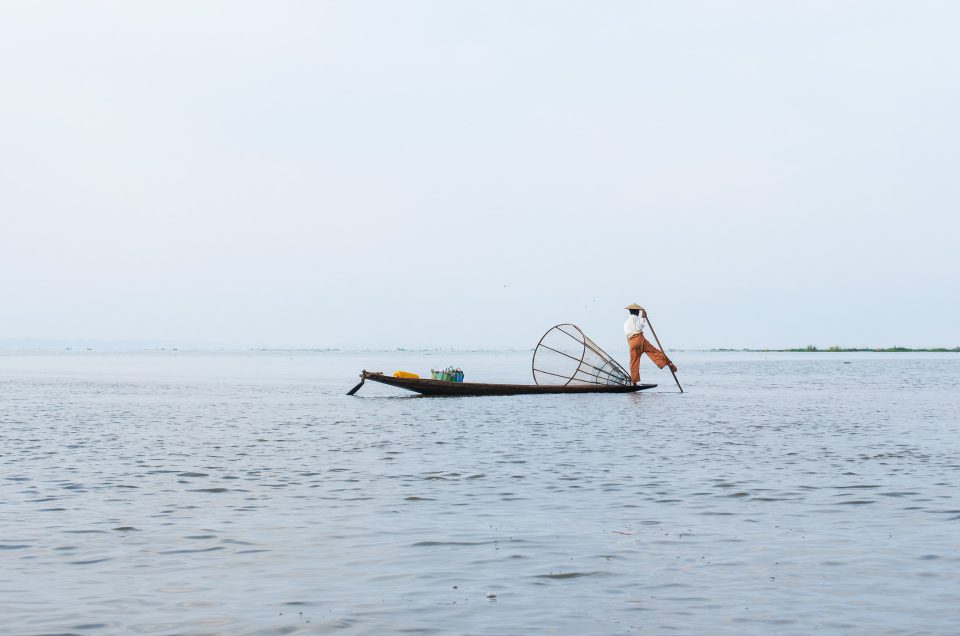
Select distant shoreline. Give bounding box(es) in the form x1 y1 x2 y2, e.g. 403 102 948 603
1 345 958 354
708 346 960 353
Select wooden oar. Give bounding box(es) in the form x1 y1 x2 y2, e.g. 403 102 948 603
645 315 683 393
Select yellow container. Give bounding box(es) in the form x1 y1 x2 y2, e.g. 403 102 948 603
393 370 420 379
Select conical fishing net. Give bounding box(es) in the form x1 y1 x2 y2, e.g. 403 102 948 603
532 324 632 386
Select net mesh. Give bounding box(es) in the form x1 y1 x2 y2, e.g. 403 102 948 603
532 324 632 386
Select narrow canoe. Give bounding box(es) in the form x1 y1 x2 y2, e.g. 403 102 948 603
353 371 656 397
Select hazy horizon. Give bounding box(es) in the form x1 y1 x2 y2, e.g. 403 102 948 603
0 337 956 353
2 2 957 351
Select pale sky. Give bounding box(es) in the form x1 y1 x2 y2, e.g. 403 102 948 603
1 1 957 351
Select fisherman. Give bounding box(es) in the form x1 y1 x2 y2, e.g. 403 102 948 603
624 303 677 384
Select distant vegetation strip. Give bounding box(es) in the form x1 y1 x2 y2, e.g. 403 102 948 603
709 346 960 353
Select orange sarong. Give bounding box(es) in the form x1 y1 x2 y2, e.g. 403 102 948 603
627 333 669 384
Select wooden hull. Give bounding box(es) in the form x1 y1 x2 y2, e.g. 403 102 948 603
358 372 656 397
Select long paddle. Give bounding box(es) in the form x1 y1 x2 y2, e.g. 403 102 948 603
644 314 683 393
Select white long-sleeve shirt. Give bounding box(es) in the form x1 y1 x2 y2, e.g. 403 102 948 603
624 314 645 338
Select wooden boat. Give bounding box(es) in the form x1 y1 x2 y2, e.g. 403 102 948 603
351 371 656 397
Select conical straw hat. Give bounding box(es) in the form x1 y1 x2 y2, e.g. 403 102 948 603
624 303 644 310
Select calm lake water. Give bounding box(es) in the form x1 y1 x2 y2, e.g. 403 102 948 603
2 350 959 635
